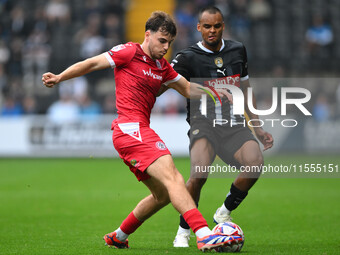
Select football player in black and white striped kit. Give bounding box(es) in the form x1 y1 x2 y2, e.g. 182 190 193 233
170 6 274 247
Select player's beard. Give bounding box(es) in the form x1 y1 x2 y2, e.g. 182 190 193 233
148 44 162 59
205 38 220 47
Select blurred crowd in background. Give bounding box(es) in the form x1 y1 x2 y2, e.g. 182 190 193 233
1 0 340 123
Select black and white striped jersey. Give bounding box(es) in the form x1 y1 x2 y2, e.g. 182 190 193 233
171 39 249 126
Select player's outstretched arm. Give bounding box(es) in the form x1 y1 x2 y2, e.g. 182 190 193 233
42 54 110 88
168 77 232 102
241 79 274 151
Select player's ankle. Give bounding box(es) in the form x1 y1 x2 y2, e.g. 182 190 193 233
195 227 213 238
219 204 231 215
177 225 190 235
115 228 129 242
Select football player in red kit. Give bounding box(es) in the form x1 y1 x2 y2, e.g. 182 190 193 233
42 11 234 252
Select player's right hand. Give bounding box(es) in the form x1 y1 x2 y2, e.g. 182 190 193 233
254 128 274 151
42 72 60 88
216 89 233 104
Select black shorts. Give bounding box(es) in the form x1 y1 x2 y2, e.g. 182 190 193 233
189 120 258 168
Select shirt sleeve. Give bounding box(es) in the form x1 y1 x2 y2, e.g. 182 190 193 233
104 43 136 68
171 52 191 81
241 45 249 81
162 60 182 86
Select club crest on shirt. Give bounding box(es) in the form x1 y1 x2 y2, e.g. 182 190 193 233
155 141 167 150
143 56 147 62
214 57 223 68
192 129 200 135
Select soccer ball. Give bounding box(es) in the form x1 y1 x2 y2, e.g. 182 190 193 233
212 222 244 252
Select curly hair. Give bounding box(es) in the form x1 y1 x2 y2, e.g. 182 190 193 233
145 11 177 37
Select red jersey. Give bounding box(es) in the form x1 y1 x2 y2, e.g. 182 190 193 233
104 42 181 126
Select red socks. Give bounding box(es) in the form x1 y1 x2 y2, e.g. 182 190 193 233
120 209 207 235
120 211 143 235
182 208 209 233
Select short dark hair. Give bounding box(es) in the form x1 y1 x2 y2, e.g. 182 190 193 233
145 11 177 37
198 6 224 22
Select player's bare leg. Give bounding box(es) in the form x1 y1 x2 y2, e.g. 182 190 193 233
233 140 263 190
186 138 216 203
146 154 197 214
214 140 263 223
106 154 233 251
146 156 236 251
174 138 215 247
132 178 170 221
104 162 173 249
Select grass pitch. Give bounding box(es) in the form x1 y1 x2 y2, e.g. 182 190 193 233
0 156 339 255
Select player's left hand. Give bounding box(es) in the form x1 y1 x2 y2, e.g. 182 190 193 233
255 128 273 151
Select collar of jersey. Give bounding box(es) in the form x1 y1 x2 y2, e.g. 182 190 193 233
139 43 157 62
197 40 225 53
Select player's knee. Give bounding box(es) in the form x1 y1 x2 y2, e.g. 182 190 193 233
156 195 170 206
190 165 210 179
191 158 212 170
173 169 185 184
255 153 264 167
244 152 264 169
152 191 170 206
187 177 207 189
163 167 185 188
